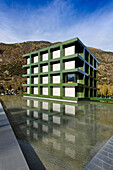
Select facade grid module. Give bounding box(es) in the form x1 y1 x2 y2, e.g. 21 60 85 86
22 37 99 102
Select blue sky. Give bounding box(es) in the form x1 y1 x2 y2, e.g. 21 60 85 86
0 0 113 51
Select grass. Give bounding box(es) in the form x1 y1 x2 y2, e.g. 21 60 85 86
90 97 113 102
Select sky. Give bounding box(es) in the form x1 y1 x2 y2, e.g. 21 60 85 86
0 0 113 51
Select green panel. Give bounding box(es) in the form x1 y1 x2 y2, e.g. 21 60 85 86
63 68 78 73
49 84 61 86
62 83 77 86
39 84 49 86
62 53 78 60
88 88 90 97
79 47 84 59
38 52 40 95
31 84 38 86
31 62 38 66
48 48 51 96
77 87 84 98
77 79 84 85
22 64 30 68
62 97 78 101
88 76 90 86
40 60 48 64
23 54 31 58
39 72 49 76
50 58 60 63
22 74 30 77
29 54 32 94
92 89 94 97
60 44 63 97
78 67 84 72
31 73 39 77
62 37 78 45
23 84 30 87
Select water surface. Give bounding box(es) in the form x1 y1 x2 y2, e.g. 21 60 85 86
1 96 113 170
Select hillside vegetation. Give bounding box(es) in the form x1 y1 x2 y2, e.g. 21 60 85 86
88 47 113 85
0 41 113 89
0 41 52 88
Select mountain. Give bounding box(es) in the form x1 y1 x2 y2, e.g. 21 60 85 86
0 41 113 88
88 47 113 85
0 41 53 88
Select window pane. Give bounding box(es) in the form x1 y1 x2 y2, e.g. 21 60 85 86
67 74 75 82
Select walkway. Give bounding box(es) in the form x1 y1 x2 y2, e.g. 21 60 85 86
0 102 29 170
84 136 113 170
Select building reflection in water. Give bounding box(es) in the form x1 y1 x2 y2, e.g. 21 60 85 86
22 98 102 169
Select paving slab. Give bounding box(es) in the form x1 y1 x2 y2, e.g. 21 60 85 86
0 102 29 170
84 136 113 170
19 140 46 170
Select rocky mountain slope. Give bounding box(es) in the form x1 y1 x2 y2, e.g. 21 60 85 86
0 41 113 88
0 41 53 88
88 47 113 85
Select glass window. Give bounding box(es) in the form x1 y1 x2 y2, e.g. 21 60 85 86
67 74 75 83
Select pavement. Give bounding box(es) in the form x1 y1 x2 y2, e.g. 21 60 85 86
0 102 29 170
84 135 113 170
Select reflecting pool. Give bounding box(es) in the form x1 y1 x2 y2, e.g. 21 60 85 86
1 96 113 170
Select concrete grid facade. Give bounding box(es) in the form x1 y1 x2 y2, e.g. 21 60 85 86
22 37 99 102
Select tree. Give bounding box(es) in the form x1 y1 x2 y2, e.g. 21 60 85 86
111 86 113 97
108 85 112 98
102 84 108 97
97 85 103 97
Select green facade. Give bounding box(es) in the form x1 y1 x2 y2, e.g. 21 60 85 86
22 37 99 102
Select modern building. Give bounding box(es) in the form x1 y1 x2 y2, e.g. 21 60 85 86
22 37 99 102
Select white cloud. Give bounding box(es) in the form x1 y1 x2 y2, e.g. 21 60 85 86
0 0 113 51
